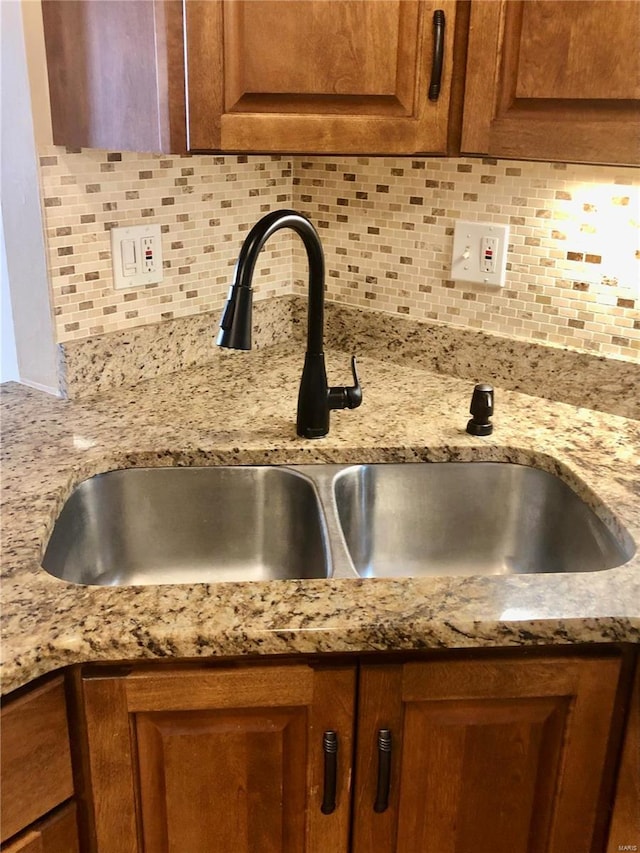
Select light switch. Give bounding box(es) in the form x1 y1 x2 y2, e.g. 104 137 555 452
451 221 509 287
121 239 136 275
110 224 163 290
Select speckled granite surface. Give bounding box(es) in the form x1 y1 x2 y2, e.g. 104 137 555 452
58 295 639 419
58 296 299 399
318 300 640 420
2 341 639 695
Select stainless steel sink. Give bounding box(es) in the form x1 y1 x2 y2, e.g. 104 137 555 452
332 463 632 577
42 467 330 585
42 462 633 587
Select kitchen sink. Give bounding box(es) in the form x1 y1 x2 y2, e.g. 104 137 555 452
42 462 633 587
332 463 632 577
42 467 330 585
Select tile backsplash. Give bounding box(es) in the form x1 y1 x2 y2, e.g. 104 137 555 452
39 148 639 361
38 149 294 341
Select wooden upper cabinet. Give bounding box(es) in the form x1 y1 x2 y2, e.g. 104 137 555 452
185 0 458 154
352 654 623 853
42 0 188 153
42 0 458 155
80 663 355 853
461 0 640 165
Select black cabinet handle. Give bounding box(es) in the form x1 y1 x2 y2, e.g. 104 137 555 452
428 10 446 101
321 730 338 815
374 728 392 813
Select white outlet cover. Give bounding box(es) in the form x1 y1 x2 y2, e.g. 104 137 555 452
111 223 163 290
451 220 510 287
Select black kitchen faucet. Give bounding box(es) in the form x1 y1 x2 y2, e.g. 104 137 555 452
216 209 362 438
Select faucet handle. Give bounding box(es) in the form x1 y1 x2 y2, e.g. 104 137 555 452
328 356 363 411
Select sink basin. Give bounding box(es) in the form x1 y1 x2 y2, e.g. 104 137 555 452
42 461 632 587
332 463 632 577
42 467 330 585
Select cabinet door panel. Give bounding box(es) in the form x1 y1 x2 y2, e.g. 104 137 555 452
515 1 640 101
186 0 457 154
82 664 355 853
462 0 640 165
396 697 568 852
353 655 622 853
135 708 308 852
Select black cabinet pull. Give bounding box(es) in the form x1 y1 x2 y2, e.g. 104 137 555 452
428 10 446 101
321 730 338 814
374 728 392 813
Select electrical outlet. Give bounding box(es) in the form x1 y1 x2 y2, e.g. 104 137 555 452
451 221 510 287
111 224 163 289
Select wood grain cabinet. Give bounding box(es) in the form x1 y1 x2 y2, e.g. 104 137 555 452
461 0 640 165
0 676 79 852
78 652 626 853
79 662 356 852
607 658 640 853
352 655 623 853
41 0 459 155
185 0 458 154
1 806 80 853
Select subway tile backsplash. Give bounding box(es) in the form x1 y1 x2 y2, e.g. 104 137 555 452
38 149 294 341
292 157 640 360
38 148 639 361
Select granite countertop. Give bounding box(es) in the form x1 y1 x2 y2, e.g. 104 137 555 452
2 342 639 695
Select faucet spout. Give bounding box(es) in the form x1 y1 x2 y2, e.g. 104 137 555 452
216 209 362 438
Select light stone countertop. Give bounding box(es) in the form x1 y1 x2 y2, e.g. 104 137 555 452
2 342 639 695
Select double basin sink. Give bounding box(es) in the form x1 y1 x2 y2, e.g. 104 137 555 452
42 463 633 586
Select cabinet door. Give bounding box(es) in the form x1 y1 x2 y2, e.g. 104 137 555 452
352 654 622 853
1 804 80 853
185 0 458 154
0 676 74 843
42 0 187 153
81 663 354 853
607 658 640 852
461 1 640 165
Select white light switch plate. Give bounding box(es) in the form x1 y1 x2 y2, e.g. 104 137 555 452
110 224 163 289
451 221 509 287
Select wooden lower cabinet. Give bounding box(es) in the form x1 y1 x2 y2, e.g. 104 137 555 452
80 662 355 852
80 653 625 853
607 658 640 853
1 805 80 853
0 676 74 843
352 655 623 853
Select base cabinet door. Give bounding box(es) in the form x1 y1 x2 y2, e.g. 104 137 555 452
0 805 80 853
352 655 623 853
81 663 355 853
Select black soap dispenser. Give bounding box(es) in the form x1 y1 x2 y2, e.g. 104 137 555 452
466 384 494 436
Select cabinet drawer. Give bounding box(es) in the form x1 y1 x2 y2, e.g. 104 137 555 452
0 803 79 853
0 677 74 842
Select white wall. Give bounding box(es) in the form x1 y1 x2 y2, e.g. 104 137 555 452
1 210 19 382
1 0 58 393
